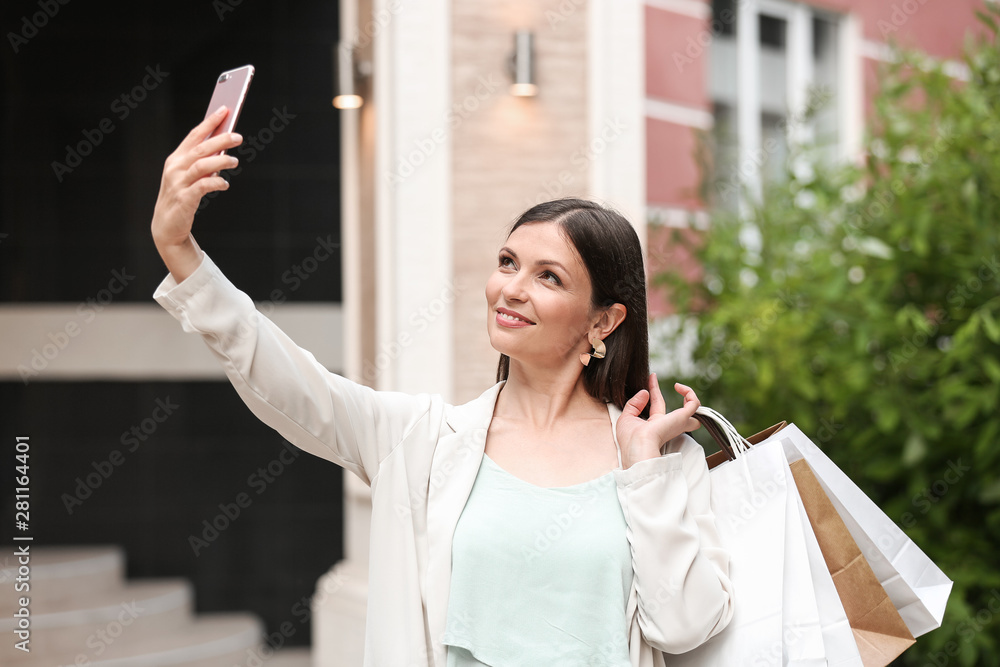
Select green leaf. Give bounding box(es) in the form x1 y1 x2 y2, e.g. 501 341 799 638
902 431 928 467
979 478 1000 505
876 404 901 432
978 310 1000 343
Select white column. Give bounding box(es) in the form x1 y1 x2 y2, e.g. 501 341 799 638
312 0 367 662
587 0 646 249
840 12 863 163
736 0 761 209
379 0 453 399
313 0 453 665
787 2 814 148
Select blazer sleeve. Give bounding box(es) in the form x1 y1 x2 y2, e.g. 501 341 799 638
152 251 432 486
613 433 735 654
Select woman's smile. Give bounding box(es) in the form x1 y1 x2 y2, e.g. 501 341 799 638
496 307 536 327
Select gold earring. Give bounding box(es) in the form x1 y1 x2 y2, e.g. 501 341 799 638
580 335 606 366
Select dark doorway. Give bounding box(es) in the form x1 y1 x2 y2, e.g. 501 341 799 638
1 0 345 648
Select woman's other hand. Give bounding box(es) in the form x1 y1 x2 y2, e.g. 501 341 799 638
150 105 243 282
616 374 701 469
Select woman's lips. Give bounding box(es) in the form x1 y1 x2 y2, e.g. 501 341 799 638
495 312 534 328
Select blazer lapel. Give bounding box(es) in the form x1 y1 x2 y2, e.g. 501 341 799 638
424 380 505 665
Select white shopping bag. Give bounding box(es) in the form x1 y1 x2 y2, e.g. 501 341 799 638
669 435 788 665
700 409 866 666
675 408 829 666
778 425 953 637
783 474 833 667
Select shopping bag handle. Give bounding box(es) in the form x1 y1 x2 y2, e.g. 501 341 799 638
693 406 787 463
693 406 750 459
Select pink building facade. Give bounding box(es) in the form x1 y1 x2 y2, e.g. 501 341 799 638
644 0 987 316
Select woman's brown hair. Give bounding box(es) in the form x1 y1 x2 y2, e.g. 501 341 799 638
495 197 651 419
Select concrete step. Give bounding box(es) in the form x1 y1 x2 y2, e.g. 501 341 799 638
2 545 312 666
262 646 313 666
2 578 193 663
0 544 125 606
75 613 265 667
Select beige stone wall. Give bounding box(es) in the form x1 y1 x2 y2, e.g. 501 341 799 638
450 0 591 403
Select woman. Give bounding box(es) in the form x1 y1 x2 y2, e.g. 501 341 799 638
151 106 734 666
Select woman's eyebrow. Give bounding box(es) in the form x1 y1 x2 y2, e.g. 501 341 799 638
499 247 568 273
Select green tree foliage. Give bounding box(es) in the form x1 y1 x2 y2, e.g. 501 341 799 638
655 6 1000 665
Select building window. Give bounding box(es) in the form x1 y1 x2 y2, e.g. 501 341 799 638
708 0 846 211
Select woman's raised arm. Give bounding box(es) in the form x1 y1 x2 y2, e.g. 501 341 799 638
149 110 434 485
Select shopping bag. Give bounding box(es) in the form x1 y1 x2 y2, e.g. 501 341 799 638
793 479 865 667
738 421 864 666
778 425 954 637
781 468 830 666
671 409 828 666
669 431 788 664
696 407 920 667
790 458 915 666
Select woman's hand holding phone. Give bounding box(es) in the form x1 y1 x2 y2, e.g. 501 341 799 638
150 107 243 283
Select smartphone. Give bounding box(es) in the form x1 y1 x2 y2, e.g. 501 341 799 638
203 64 254 154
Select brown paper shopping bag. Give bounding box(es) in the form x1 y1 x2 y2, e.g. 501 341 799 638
789 459 916 667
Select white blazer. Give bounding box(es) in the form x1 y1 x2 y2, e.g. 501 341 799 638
153 252 735 667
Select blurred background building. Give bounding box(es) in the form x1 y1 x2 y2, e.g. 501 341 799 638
0 0 984 664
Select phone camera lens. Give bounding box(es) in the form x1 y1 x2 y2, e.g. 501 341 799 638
218 74 230 83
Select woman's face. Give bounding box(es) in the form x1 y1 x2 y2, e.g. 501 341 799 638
485 221 598 368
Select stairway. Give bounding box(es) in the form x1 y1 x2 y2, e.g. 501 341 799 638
0 545 311 666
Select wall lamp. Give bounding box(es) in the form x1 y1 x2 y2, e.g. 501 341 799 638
508 30 537 97
333 41 371 109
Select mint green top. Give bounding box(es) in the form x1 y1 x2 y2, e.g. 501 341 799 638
442 448 633 666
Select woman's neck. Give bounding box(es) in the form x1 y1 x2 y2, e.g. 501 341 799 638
496 361 606 432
